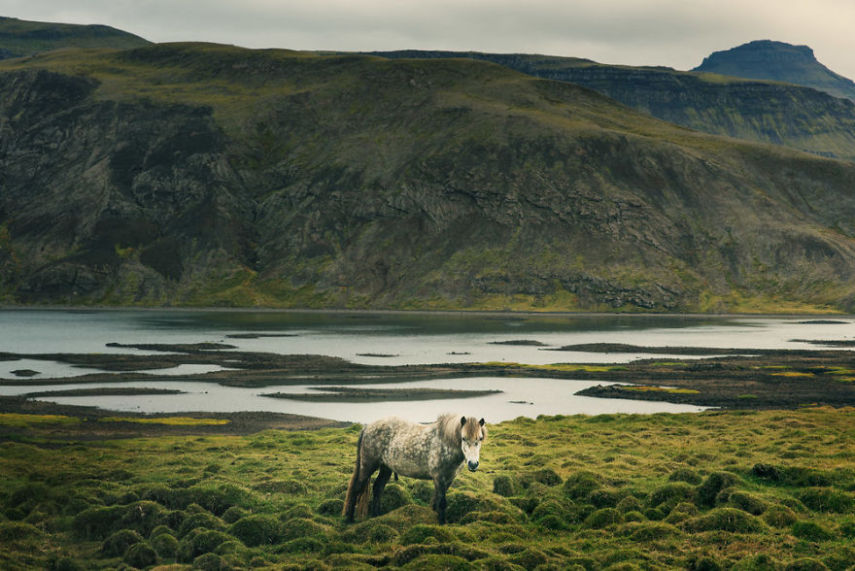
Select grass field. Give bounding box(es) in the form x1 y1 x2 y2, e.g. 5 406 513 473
1 407 854 569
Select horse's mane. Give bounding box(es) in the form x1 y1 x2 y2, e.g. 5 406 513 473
436 413 486 445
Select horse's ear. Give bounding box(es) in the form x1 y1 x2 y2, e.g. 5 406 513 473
460 416 467 426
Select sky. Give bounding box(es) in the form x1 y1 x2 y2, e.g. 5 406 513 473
5 0 855 79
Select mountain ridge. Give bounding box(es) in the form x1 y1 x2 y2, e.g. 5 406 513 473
4 18 855 312
0 16 150 59
4 43 855 312
370 50 855 162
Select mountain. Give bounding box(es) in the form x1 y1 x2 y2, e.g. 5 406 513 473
693 40 855 102
4 42 855 313
371 50 855 162
0 16 150 59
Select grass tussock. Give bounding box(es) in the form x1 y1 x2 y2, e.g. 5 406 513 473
1 408 855 568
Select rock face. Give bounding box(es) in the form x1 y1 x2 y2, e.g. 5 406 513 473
4 43 855 312
693 40 855 102
372 50 855 162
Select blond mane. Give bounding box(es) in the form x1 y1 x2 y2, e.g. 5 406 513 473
436 413 486 445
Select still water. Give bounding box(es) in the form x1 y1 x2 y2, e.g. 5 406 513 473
1 309 852 422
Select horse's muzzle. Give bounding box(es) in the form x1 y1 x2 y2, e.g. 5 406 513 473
467 460 479 472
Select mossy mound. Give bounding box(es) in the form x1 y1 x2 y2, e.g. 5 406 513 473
101 528 144 557
727 492 767 515
124 542 158 568
178 510 226 537
400 524 455 545
696 472 741 508
751 464 833 487
379 483 412 515
492 475 516 497
585 507 623 529
151 532 179 558
393 542 490 567
683 508 765 533
179 529 234 561
663 502 699 525
648 483 695 511
401 553 474 570
562 471 603 501
444 491 509 524
796 488 855 513
626 521 681 541
783 558 830 571
228 514 282 547
668 468 702 485
762 505 797 527
790 520 835 541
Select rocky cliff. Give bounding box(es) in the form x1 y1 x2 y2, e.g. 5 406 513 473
4 43 855 312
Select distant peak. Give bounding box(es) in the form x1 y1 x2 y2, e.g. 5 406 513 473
696 40 818 70
736 39 813 54
693 39 855 101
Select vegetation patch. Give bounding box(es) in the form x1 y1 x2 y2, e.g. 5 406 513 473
99 416 230 426
0 413 79 427
623 386 701 395
1 408 854 568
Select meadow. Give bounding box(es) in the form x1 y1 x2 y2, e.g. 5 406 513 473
1 407 854 570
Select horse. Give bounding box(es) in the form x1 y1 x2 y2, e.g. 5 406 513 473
343 413 487 524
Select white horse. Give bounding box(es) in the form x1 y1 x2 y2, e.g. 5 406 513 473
343 413 487 524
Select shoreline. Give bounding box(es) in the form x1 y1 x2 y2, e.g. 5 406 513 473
1 303 851 319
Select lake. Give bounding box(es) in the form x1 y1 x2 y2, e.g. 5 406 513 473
1 309 852 423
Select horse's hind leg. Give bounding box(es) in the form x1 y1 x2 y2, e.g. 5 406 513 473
344 465 375 523
343 433 379 523
370 465 392 517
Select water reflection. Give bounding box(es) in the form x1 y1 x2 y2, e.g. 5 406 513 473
1 309 853 420
0 377 706 424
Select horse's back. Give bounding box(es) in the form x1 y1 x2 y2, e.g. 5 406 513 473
362 416 434 479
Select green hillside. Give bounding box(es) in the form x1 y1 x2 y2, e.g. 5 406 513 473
4 43 855 312
372 50 855 162
0 16 150 58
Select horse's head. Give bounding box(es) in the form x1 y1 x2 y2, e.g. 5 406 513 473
460 416 486 472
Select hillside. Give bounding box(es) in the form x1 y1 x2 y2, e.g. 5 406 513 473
693 40 855 102
0 16 150 59
4 43 855 312
372 50 855 162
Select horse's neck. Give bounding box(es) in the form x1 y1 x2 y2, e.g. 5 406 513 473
432 425 463 464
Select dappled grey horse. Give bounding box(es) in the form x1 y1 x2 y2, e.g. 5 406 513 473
343 413 487 524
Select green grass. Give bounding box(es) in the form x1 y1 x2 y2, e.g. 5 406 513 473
0 413 80 428
98 417 230 426
2 408 855 569
622 386 701 395
478 362 622 373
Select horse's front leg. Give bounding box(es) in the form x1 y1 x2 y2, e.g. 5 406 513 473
370 465 392 517
432 475 451 524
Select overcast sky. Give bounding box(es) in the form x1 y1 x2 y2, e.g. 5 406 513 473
6 0 855 79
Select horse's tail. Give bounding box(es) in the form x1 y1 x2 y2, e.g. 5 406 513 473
343 429 371 521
